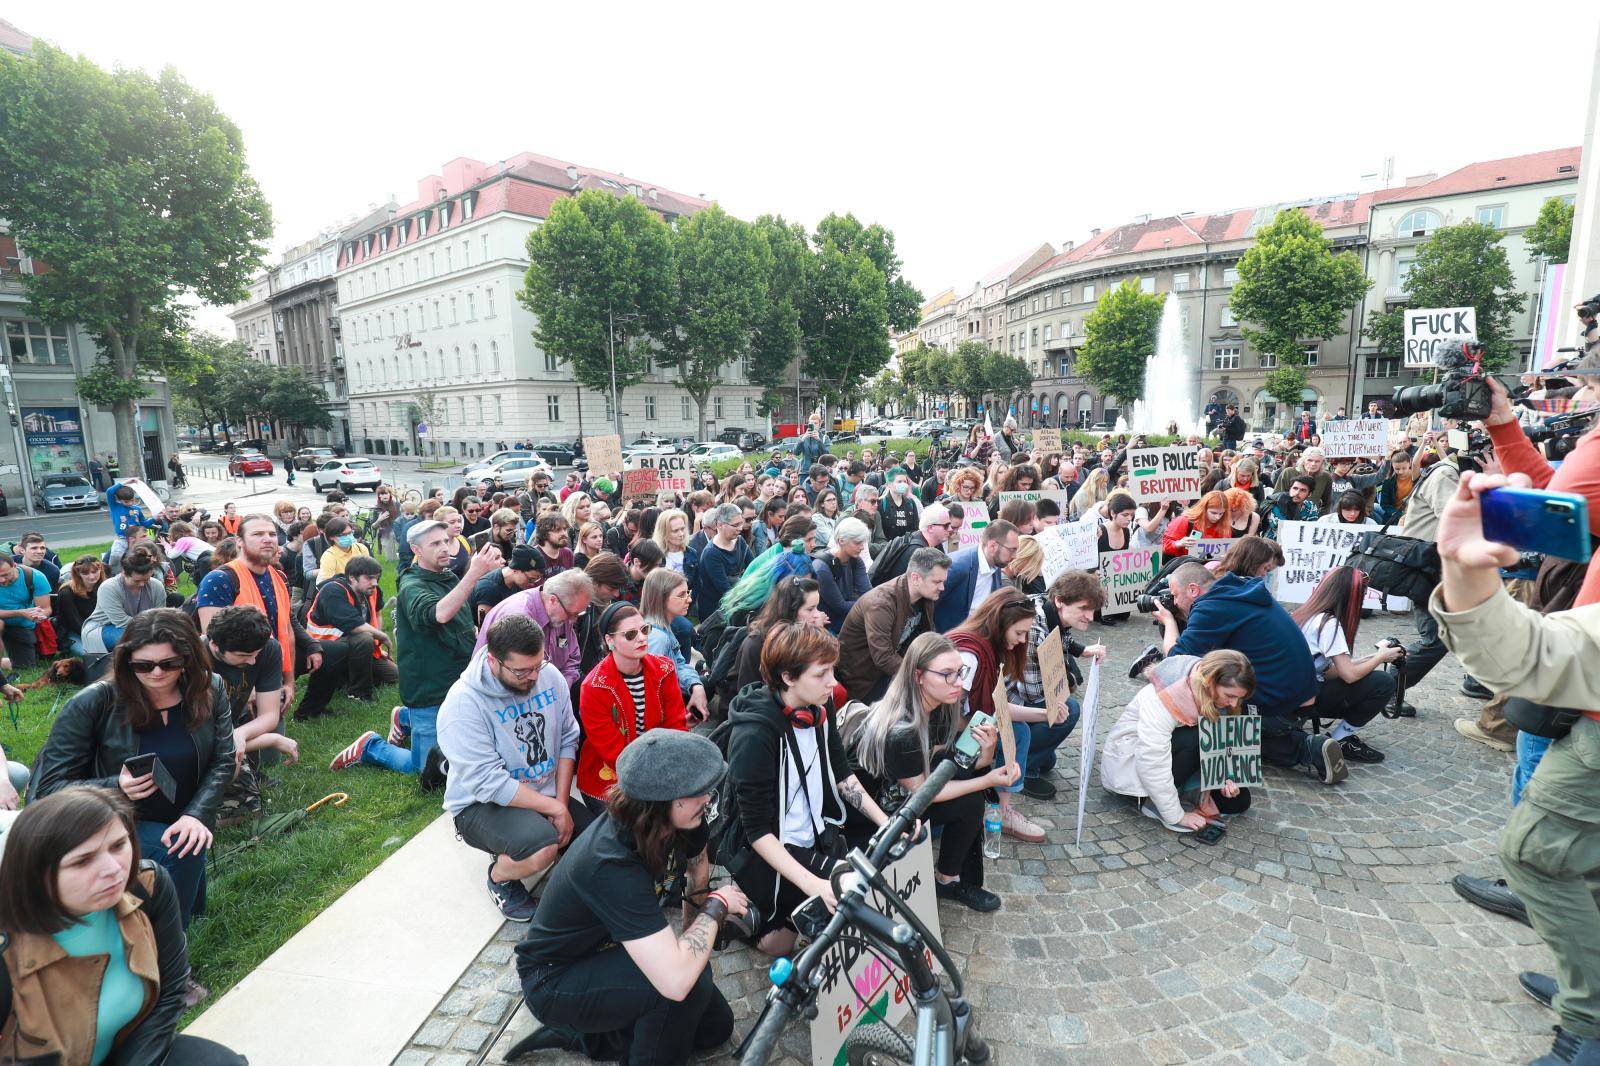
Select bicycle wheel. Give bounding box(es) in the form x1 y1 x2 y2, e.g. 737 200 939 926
845 1023 913 1066
400 488 423 505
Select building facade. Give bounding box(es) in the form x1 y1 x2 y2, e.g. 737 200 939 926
335 154 765 459
231 271 279 365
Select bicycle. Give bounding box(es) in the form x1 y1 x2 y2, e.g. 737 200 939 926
352 508 383 557
740 759 990 1066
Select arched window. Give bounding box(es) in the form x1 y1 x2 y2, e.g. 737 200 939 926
475 397 484 423
392 356 399 383
454 346 463 377
1076 392 1094 424
1396 209 1441 238
490 341 500 372
471 343 480 375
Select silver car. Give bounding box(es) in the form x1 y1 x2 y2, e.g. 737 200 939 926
36 474 99 511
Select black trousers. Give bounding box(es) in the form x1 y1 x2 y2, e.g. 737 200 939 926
1311 671 1395 730
1 626 36 669
928 791 986 883
162 1034 249 1065
1170 726 1252 814
299 632 398 713
523 951 733 1066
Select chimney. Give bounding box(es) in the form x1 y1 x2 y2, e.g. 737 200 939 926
565 165 578 182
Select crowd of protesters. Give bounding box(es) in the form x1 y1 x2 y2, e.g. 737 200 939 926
5 316 1600 1066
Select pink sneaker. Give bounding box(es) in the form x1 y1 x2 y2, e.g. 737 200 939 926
387 706 410 746
330 731 379 771
1000 805 1047 843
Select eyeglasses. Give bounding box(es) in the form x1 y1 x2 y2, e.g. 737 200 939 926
129 656 185 675
615 623 654 642
494 656 543 681
922 667 962 685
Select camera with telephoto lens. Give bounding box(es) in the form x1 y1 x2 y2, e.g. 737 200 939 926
1391 342 1493 421
1136 590 1175 615
1524 410 1598 462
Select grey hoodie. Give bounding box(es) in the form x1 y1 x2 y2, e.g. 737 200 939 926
437 648 580 816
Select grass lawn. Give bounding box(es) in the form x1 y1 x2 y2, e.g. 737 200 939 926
6 542 441 1019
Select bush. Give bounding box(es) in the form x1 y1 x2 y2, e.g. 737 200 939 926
708 437 932 477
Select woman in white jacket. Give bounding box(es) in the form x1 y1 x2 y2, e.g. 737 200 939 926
1100 650 1255 833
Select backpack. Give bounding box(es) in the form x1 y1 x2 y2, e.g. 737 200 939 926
701 716 739 864
868 533 915 587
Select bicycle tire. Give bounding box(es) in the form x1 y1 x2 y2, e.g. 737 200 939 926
845 1023 913 1066
400 488 423 505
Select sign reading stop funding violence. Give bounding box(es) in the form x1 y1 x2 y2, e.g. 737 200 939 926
1126 446 1203 505
1098 547 1157 616
1403 306 1477 368
1198 713 1264 791
1320 420 1389 459
1274 520 1404 610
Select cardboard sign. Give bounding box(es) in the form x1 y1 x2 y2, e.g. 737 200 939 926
620 467 658 502
1273 520 1405 610
627 452 690 492
1032 428 1063 455
955 500 989 550
1198 714 1264 791
1187 538 1234 561
992 672 1017 772
1403 306 1477 368
1036 627 1072 727
1097 547 1157 616
1320 421 1389 459
122 478 164 516
809 836 942 1066
1037 519 1098 586
1125 446 1202 505
583 434 622 476
1075 660 1102 846
996 489 1070 515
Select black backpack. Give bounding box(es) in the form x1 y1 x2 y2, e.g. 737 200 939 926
868 533 915 587
703 622 751 718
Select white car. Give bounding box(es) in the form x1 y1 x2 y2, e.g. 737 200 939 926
623 441 678 463
463 449 534 478
873 419 916 439
469 456 550 488
312 457 383 493
688 442 741 463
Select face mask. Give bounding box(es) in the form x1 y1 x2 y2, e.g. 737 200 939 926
337 534 355 549
890 482 906 497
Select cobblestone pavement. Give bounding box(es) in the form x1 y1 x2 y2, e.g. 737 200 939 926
396 609 1558 1066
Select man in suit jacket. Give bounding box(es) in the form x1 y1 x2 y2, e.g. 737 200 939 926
933 520 1019 631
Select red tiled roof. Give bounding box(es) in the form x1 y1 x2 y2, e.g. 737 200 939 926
0 18 31 54
1372 146 1581 206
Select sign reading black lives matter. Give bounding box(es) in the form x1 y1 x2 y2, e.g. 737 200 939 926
1198 714 1264 791
1403 306 1477 369
627 452 691 492
1126 446 1203 505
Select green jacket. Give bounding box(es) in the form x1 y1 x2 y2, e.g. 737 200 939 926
397 565 476 708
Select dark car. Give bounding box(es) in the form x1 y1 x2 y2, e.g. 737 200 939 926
528 440 578 467
716 427 746 446
293 446 338 471
737 431 768 451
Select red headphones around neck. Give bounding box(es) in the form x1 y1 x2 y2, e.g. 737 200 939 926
785 703 827 728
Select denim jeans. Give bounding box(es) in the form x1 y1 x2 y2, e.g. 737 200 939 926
136 819 206 927
1025 697 1081 778
67 634 85 657
1514 730 1555 807
361 704 439 774
998 720 1030 794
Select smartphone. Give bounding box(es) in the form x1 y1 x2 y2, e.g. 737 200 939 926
122 753 177 804
952 711 996 769
791 894 831 941
1481 486 1592 562
1195 823 1227 846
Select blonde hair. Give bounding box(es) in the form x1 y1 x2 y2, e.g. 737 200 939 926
1009 535 1043 584
1188 650 1255 722
560 492 591 527
653 508 690 553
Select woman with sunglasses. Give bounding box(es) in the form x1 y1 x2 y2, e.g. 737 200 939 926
577 603 688 806
31 609 233 938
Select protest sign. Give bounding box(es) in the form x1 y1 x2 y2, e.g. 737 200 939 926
993 672 1017 771
1187 538 1234 561
1032 427 1063 454
1403 306 1476 368
627 451 691 492
1320 420 1388 459
1198 713 1264 791
1075 660 1101 845
1125 446 1202 505
955 500 990 550
1098 547 1157 615
809 836 942 1066
583 434 622 476
1037 520 1098 586
620 467 658 502
1037 628 1071 726
997 489 1069 514
1274 520 1403 609
122 478 164 517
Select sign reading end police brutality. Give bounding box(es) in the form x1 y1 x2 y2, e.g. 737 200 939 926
1403 306 1477 369
1126 446 1202 505
1198 714 1264 791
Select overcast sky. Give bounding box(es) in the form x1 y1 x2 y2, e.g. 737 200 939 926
10 0 1599 336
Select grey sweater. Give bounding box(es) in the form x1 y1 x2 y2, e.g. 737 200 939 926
82 574 160 655
436 649 580 816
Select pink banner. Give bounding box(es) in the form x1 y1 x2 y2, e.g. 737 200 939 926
1537 262 1567 370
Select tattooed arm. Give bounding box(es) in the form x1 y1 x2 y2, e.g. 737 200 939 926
624 882 750 1002
839 774 890 827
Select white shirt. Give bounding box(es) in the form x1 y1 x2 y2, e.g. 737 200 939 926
1300 613 1349 682
967 551 1000 619
780 727 823 848
666 550 685 573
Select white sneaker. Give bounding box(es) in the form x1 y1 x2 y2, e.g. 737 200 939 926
1139 799 1193 833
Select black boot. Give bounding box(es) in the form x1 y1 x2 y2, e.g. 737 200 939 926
1451 874 1530 926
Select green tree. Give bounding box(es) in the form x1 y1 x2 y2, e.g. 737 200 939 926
1364 221 1526 372
1524 196 1574 264
1077 281 1166 406
519 190 675 433
1230 207 1370 408
0 45 272 471
658 206 766 440
407 389 443 458
748 215 809 407
266 367 333 443
170 331 248 448
981 350 1035 414
949 341 991 414
217 355 277 439
865 369 910 416
798 214 922 404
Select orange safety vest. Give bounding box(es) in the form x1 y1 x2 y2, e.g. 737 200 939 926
306 579 386 659
225 559 295 676
219 514 242 537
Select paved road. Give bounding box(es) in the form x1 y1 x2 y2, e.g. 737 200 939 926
395 609 1557 1066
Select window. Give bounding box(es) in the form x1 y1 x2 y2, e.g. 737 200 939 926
454 346 462 376
428 251 437 276
1301 343 1319 367
544 349 559 372
384 267 391 289
1259 350 1277 369
445 246 453 272
1477 204 1505 229
1396 210 1440 238
1082 284 1095 303
1172 272 1191 292
1043 294 1052 310
1368 356 1401 378
486 287 496 317
433 300 441 328
495 396 503 423
449 297 458 325
467 293 476 320
1139 276 1156 294
403 307 411 332
482 234 490 260
398 262 406 285
1220 306 1237 328
1222 267 1239 285
1214 346 1241 370
680 396 691 421
1395 258 1416 290
471 343 480 374
1043 325 1052 342
604 395 614 422
745 397 754 418
1030 327 1038 344
1009 335 1016 353
491 341 500 372
3 320 71 364
1031 299 1038 313
714 396 724 419
462 195 474 221
645 395 656 420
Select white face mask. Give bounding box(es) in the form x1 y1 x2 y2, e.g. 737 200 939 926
890 481 906 496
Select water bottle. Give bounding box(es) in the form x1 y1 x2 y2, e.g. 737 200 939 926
983 802 1003 858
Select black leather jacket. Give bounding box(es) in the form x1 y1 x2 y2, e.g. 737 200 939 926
29 675 235 830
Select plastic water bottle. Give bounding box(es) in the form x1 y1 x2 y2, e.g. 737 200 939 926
983 802 1003 858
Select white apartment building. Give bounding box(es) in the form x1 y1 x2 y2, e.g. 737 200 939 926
231 272 278 364
337 154 765 460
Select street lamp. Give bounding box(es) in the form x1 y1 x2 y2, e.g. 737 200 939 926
606 304 641 439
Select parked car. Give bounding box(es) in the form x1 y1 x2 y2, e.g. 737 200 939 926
228 450 274 477
626 436 673 450
235 438 271 453
878 419 917 438
716 427 747 446
462 449 533 478
673 436 697 454
476 456 552 489
911 419 951 436
737 430 768 451
293 446 338 471
528 441 578 467
36 473 99 512
623 439 677 463
688 442 740 463
312 457 383 493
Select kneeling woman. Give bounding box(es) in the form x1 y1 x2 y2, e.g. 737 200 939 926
722 622 896 956
1290 566 1402 764
516 731 751 1065
0 788 245 1065
845 633 1017 913
1100 650 1256 833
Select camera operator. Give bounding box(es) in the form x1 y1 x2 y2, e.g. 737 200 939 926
1431 469 1600 1065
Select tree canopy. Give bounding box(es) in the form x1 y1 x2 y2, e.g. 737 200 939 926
1524 196 1574 264
171 332 331 444
1077 281 1166 406
0 44 271 469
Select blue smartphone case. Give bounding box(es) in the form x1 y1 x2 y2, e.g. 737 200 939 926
1480 487 1592 562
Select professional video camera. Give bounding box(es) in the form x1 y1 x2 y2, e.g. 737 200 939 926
1524 409 1599 462
1391 342 1493 421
